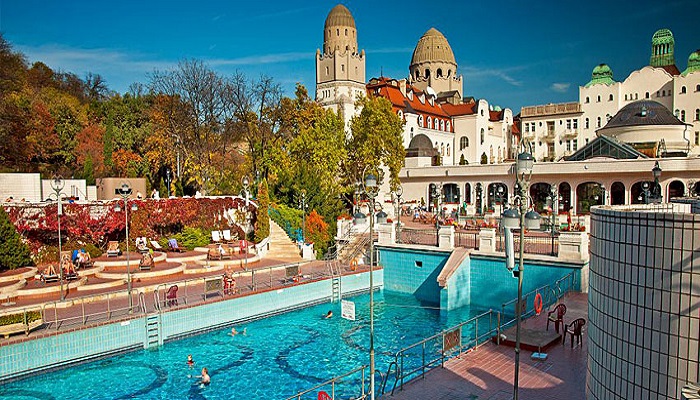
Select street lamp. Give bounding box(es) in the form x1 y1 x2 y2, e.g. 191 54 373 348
242 176 250 272
242 176 250 206
503 150 541 400
114 183 137 313
431 183 443 246
547 184 558 256
165 168 172 198
392 185 403 244
651 160 662 203
352 172 379 400
50 176 66 301
299 190 307 244
476 183 483 215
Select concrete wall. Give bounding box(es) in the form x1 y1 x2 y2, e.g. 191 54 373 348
96 178 147 200
379 245 450 306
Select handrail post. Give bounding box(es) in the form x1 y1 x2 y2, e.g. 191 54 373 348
54 306 58 331
497 312 501 345
107 295 111 320
81 297 86 325
475 318 479 349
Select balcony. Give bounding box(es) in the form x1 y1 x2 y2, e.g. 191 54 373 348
521 102 582 118
561 129 578 138
542 129 556 142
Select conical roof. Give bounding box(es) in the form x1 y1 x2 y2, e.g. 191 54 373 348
410 28 456 65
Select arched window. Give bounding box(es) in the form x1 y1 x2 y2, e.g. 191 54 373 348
695 109 700 121
446 121 451 131
436 68 443 77
481 109 484 116
696 84 700 92
681 86 687 94
446 144 450 156
460 137 469 150
645 92 650 99
336 29 339 35
397 110 403 118
585 97 590 103
410 127 414 140
425 69 430 78
415 70 420 79
480 128 485 144
427 117 432 129
597 95 601 102
606 114 611 121
635 93 638 100
624 94 628 101
489 145 494 164
345 29 348 36
662 90 666 96
440 120 445 130
585 118 590 129
609 94 613 101
597 117 601 128
440 143 444 156
325 66 329 75
656 91 660 97
681 110 686 122
418 115 424 126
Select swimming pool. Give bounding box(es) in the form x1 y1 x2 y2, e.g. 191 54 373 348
0 292 486 399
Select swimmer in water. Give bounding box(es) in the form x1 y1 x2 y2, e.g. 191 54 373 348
324 310 333 319
187 354 195 368
197 367 210 385
229 327 246 336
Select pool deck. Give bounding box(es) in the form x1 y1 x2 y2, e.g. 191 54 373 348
384 291 588 400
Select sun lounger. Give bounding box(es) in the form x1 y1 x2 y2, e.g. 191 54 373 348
40 265 59 283
168 238 186 253
150 240 164 251
211 230 222 243
106 241 121 257
208 245 232 260
222 229 236 244
139 253 154 270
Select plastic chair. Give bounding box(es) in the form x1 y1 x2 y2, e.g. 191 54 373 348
165 285 178 307
563 318 586 348
547 303 567 333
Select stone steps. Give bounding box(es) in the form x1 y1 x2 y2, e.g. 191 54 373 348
266 220 302 261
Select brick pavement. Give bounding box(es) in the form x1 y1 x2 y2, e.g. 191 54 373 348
386 292 588 400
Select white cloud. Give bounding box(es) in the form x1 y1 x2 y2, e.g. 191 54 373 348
460 65 523 87
550 83 571 93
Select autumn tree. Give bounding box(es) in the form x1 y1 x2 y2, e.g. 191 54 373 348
348 95 405 190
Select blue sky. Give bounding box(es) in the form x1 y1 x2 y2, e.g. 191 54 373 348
1 0 698 112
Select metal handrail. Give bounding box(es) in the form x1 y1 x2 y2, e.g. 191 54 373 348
499 270 577 328
285 365 369 400
384 309 499 395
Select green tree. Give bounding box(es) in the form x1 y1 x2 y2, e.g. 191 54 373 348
348 96 405 190
255 178 270 242
0 207 32 271
83 154 95 185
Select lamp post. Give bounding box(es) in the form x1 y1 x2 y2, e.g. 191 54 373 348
431 183 443 246
502 150 541 400
165 168 172 198
50 177 66 301
642 182 651 204
115 183 137 313
353 173 379 400
651 160 662 203
393 185 403 244
547 184 558 256
242 176 250 273
476 183 483 215
299 189 307 244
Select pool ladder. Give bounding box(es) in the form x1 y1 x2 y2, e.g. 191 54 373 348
331 277 341 302
145 314 162 349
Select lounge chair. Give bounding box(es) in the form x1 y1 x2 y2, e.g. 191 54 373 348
222 229 236 244
547 303 567 333
165 285 178 307
211 230 222 243
40 265 59 283
168 239 186 253
139 253 154 270
563 318 586 348
135 237 149 254
208 245 232 260
106 241 121 257
150 240 164 252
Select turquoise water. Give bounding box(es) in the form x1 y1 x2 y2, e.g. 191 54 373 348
0 292 487 400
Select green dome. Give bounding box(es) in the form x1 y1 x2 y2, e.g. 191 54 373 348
586 63 615 87
652 29 674 45
683 49 700 76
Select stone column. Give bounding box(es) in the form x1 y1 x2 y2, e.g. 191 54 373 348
437 225 454 249
376 222 396 245
558 231 589 261
478 228 496 252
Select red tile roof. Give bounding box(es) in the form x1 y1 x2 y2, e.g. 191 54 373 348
489 110 504 122
441 102 477 116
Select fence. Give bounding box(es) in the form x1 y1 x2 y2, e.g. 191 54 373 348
284 365 370 400
398 227 438 246
496 230 559 256
454 231 479 249
0 262 322 337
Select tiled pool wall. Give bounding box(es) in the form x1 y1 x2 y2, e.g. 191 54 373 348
378 246 450 306
379 246 582 312
588 207 700 400
0 271 379 383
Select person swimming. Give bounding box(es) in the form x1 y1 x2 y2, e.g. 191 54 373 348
229 327 246 336
187 354 195 368
197 367 210 385
324 310 333 319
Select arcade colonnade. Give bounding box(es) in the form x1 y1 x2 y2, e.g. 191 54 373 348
397 158 700 216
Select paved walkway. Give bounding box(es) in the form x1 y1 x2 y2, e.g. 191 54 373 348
386 292 588 400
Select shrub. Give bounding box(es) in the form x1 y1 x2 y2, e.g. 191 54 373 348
171 227 210 250
255 179 270 243
0 310 42 326
0 206 33 272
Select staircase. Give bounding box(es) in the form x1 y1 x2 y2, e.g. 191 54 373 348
266 220 303 262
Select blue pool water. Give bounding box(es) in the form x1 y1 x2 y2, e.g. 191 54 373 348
0 292 487 400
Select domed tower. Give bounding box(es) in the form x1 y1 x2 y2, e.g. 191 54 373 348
650 28 676 68
408 28 463 97
315 4 366 124
682 49 700 76
585 63 615 87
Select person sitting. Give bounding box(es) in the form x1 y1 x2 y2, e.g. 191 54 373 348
76 249 92 268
